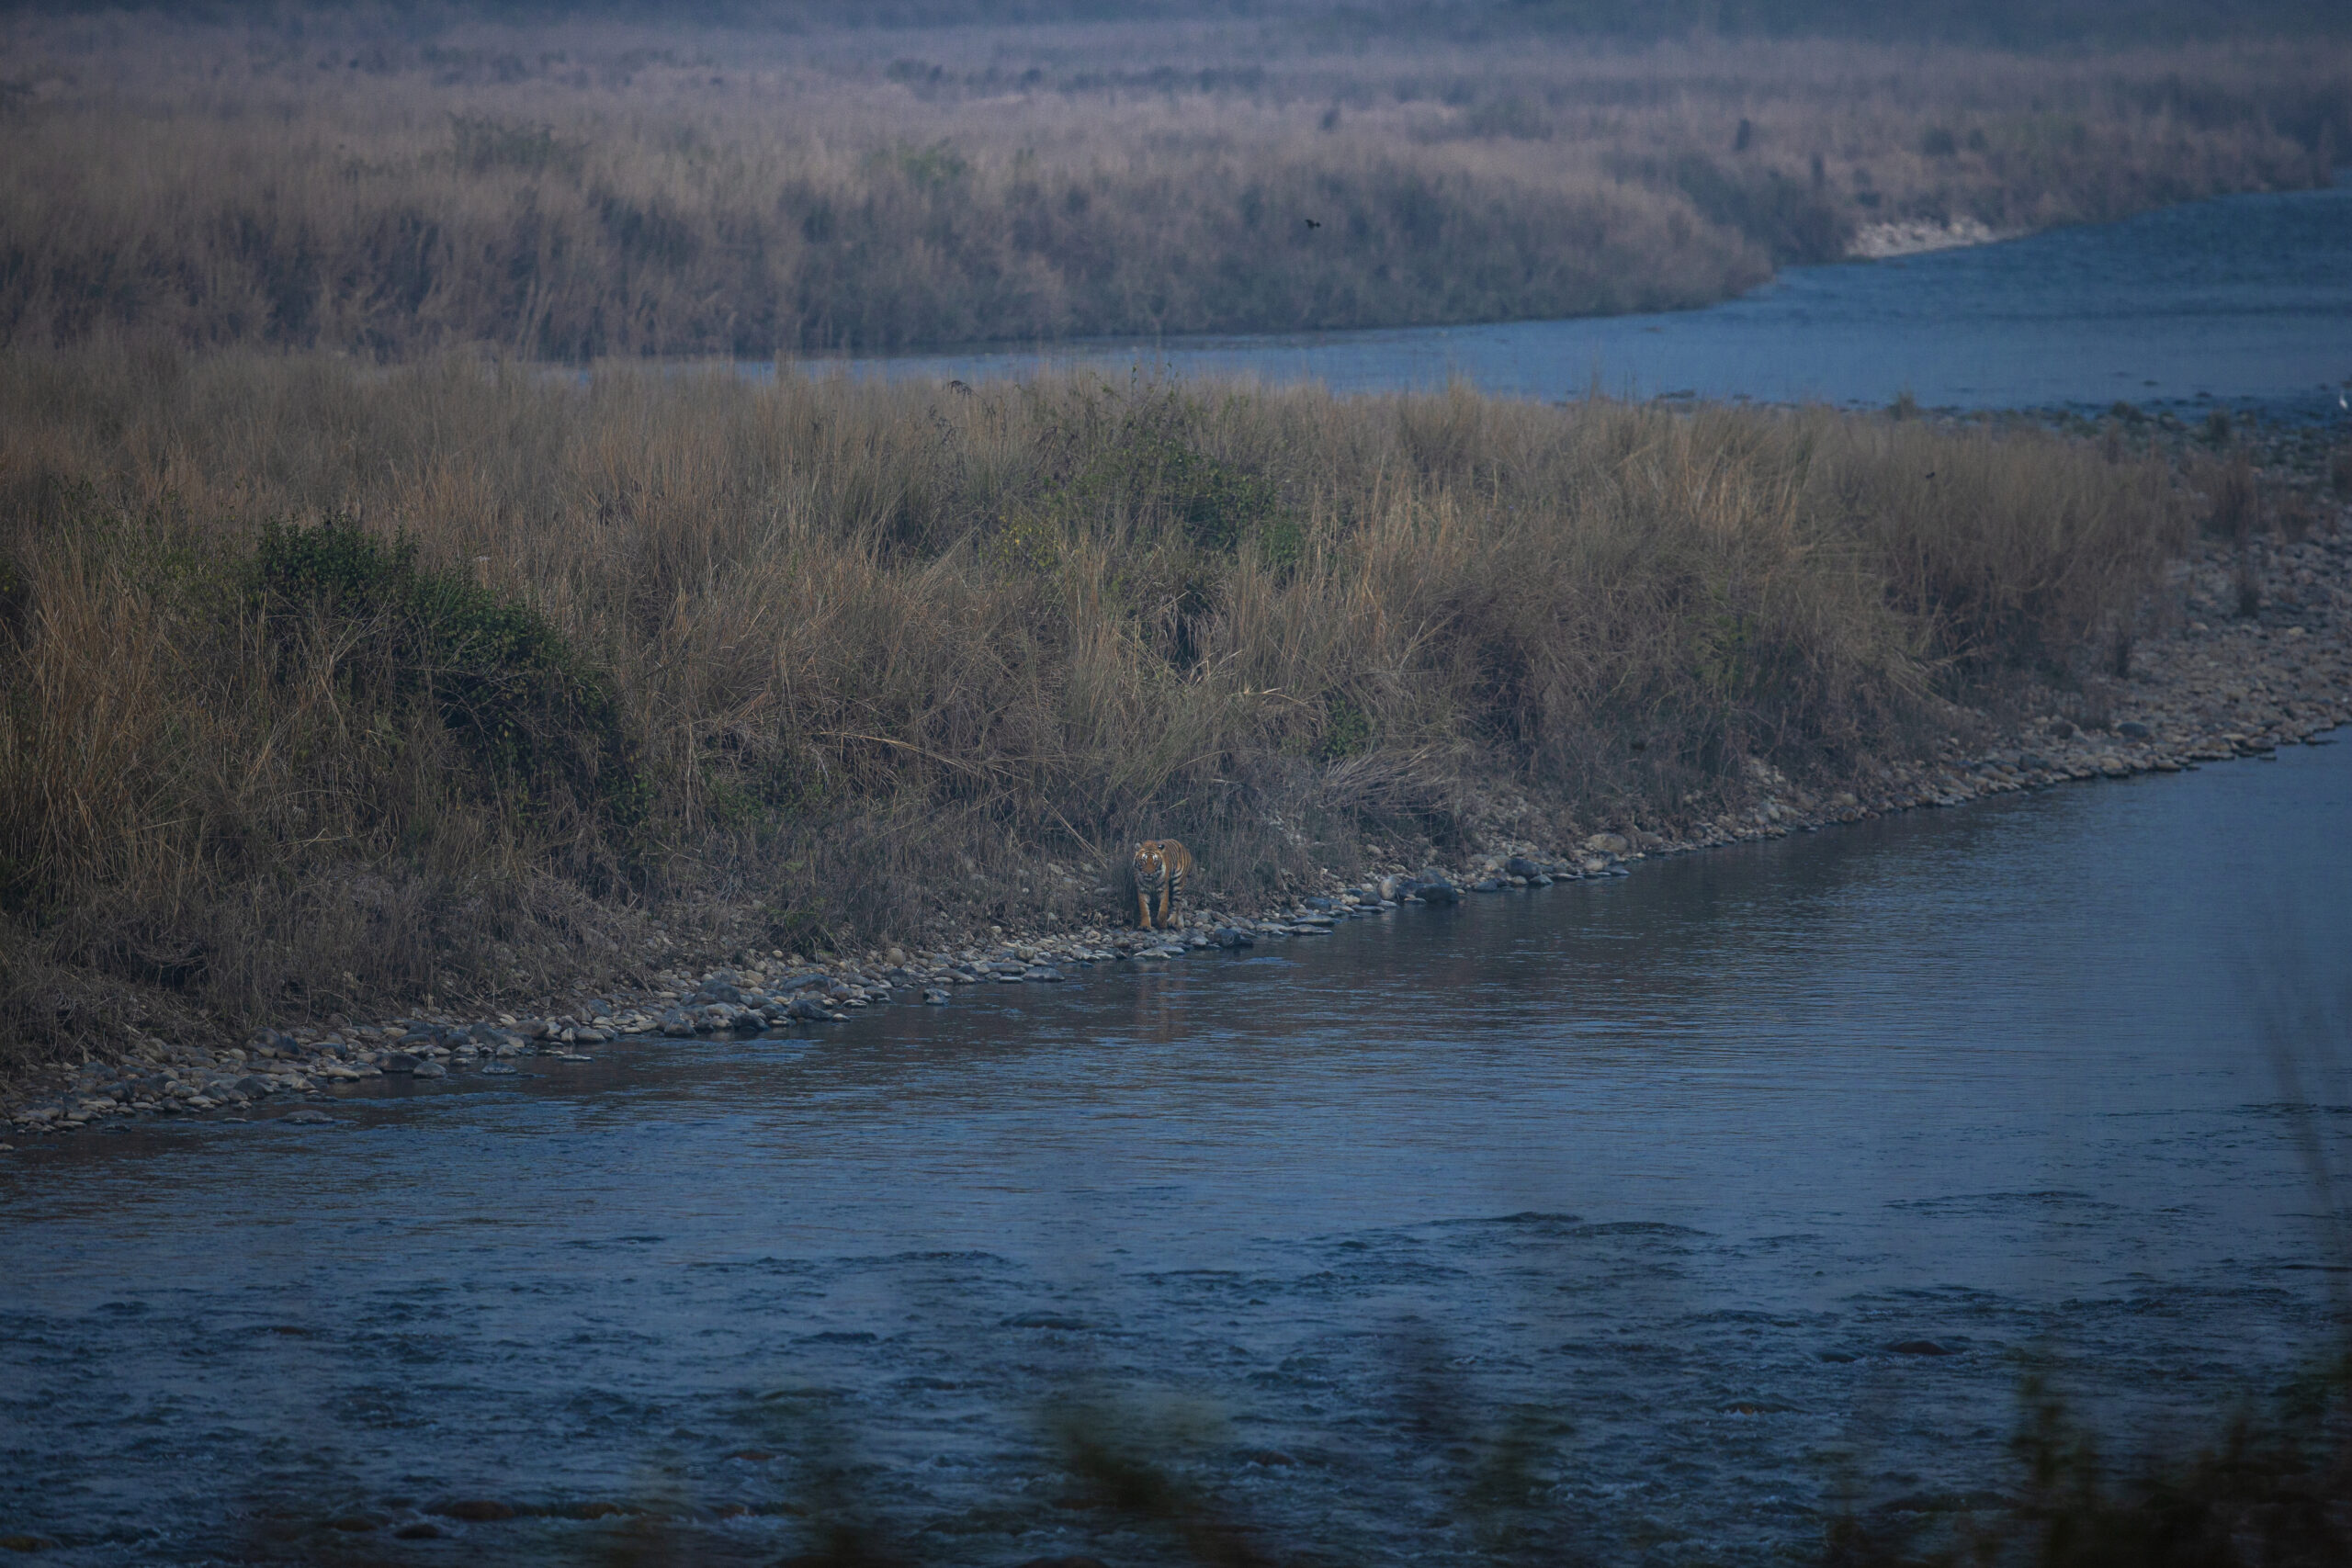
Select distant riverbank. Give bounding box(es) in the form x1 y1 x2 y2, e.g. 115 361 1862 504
3 11 2344 358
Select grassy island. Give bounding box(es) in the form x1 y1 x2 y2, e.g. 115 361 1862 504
0 346 2191 1064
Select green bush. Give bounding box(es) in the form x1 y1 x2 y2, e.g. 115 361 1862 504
251 517 645 839
1035 387 1295 560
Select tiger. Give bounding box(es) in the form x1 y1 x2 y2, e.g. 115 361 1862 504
1130 839 1196 931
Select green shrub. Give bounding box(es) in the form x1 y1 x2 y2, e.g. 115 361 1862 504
1316 693 1374 761
1034 386 1295 560
251 517 645 840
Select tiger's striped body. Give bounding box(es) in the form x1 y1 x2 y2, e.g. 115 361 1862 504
1130 839 1196 931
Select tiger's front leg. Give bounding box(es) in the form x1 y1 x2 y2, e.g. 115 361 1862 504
1136 889 1155 931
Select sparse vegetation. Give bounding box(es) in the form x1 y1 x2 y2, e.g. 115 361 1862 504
0 346 2186 1070
0 6 2341 356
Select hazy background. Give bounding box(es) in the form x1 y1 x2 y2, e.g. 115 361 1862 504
2 0 2345 355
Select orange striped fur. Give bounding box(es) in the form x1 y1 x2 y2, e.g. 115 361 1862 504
1130 839 1196 931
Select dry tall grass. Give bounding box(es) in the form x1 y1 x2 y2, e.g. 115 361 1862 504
0 345 2184 1065
0 7 2341 355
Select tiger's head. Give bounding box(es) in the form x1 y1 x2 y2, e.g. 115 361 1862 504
1132 840 1170 885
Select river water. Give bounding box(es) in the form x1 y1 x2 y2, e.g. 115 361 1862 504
4 738 2349 1564
816 171 2352 424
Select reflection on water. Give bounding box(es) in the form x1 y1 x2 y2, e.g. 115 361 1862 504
3 742 2348 1563
808 173 2352 420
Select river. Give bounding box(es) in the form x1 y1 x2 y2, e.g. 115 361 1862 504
3 737 2347 1564
814 172 2352 425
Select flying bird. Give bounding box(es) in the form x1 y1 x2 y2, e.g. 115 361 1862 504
1303 217 1322 230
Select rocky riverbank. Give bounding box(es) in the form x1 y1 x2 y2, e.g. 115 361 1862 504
5 439 2347 1149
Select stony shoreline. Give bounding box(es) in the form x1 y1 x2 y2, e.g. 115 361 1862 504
1845 216 2010 260
5 468 2347 1150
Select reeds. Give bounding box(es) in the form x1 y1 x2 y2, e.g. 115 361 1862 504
0 346 2185 1064
0 8 2341 355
